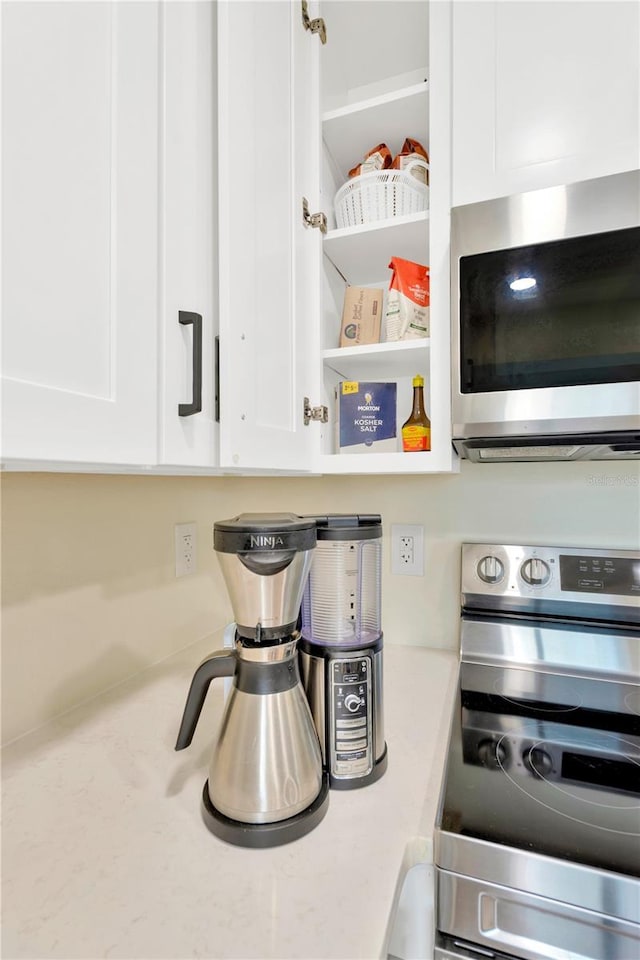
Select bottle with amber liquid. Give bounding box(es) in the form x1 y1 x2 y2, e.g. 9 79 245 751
402 375 431 452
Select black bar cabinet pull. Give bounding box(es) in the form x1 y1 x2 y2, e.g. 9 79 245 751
178 311 203 416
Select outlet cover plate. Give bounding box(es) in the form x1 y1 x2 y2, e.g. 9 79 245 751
175 522 197 577
391 523 424 577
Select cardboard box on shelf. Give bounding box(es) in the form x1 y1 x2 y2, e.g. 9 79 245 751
336 381 397 454
339 286 384 347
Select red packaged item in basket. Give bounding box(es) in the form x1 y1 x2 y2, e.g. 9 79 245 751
384 257 430 341
348 143 392 178
391 138 430 185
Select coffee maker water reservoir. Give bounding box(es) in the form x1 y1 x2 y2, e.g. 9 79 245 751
299 515 388 789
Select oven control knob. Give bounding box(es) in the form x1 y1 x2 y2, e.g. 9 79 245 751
520 557 551 586
344 694 362 713
523 747 553 777
477 555 505 584
477 739 507 769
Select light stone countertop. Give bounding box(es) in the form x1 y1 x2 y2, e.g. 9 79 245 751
1 633 458 960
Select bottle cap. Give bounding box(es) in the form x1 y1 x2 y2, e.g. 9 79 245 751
412 375 424 387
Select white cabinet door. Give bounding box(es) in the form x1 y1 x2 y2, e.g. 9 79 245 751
452 1 640 207
217 0 321 472
1 2 160 465
158 1 219 468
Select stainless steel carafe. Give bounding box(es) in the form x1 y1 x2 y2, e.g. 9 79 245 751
175 513 329 847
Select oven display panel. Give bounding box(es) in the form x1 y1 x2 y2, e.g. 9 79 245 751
559 554 640 596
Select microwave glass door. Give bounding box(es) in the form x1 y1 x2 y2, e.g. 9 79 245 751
459 226 640 394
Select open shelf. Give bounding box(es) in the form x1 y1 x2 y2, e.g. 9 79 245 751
323 338 429 380
312 2 455 476
317 449 452 475
323 211 429 284
322 82 429 180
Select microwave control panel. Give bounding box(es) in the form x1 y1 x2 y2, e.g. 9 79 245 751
329 657 372 779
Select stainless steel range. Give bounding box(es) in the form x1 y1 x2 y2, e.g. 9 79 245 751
434 543 640 960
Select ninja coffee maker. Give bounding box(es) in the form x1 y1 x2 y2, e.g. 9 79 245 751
175 513 329 847
299 514 388 789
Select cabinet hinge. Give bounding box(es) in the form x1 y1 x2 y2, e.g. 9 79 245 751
301 1 327 44
304 397 328 426
302 197 327 234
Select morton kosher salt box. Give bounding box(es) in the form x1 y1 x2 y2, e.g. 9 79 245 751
336 381 397 453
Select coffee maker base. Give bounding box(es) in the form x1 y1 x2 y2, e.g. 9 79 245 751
330 742 388 790
200 775 330 848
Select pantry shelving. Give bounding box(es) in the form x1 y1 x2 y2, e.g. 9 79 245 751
319 448 434 476
323 211 429 285
322 82 429 182
322 339 429 381
313 0 455 474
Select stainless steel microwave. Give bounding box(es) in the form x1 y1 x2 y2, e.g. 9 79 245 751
452 170 640 462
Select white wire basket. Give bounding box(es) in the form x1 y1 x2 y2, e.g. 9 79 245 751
334 160 429 229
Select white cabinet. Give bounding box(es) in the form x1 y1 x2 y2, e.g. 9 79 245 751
1 0 219 472
159 1 219 468
452 0 640 207
217 0 320 473
2 0 456 477
1 2 160 466
219 0 457 475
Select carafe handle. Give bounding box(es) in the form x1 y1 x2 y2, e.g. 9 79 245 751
174 649 237 750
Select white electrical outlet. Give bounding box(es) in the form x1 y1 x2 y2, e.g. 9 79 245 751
391 524 424 577
175 522 197 577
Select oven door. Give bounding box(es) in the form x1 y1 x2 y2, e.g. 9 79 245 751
451 169 640 443
436 869 640 960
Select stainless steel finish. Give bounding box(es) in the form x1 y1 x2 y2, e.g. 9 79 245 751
435 541 640 959
435 825 640 927
373 648 385 762
302 197 328 234
301 0 326 44
457 439 640 461
303 396 329 425
461 619 640 689
299 646 385 775
453 385 640 443
240 640 298 663
476 555 504 584
437 870 640 960
299 651 326 761
434 942 497 960
329 655 372 778
451 169 640 442
463 706 639 786
216 547 313 633
461 543 640 616
208 639 322 824
519 556 550 585
454 172 640 258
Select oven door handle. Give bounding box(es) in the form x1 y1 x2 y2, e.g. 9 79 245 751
438 870 640 960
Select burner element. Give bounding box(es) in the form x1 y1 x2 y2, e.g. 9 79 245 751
625 689 640 716
490 678 583 713
496 724 640 827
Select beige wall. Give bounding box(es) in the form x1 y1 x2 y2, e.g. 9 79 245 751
2 459 639 744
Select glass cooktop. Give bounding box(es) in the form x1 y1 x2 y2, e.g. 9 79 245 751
438 662 640 878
